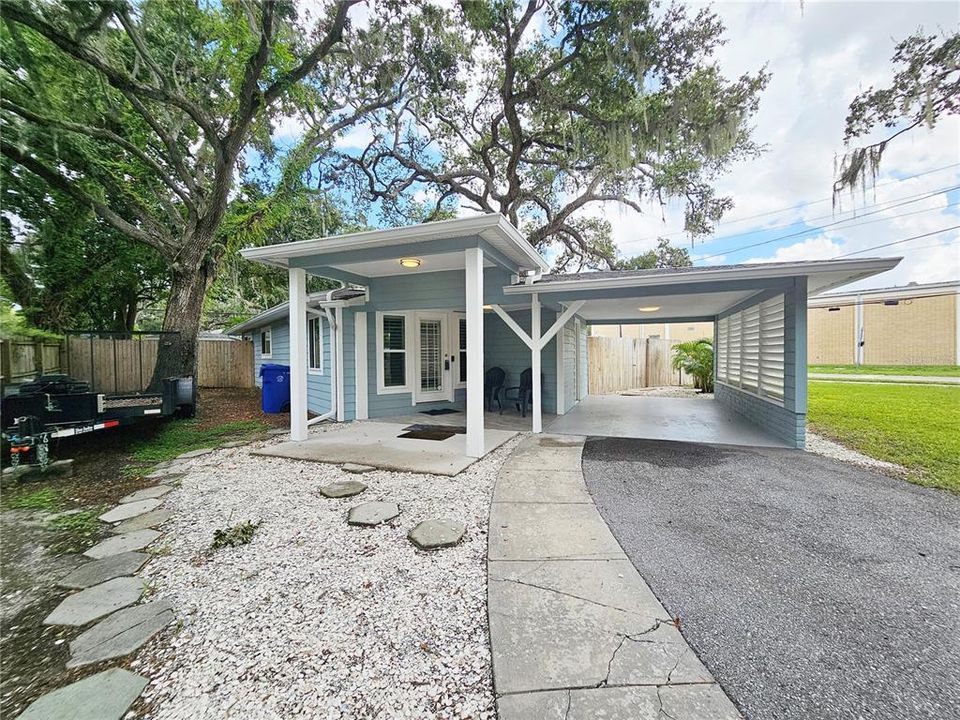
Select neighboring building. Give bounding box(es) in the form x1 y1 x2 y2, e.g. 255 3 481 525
808 280 959 366
591 321 714 343
228 214 899 451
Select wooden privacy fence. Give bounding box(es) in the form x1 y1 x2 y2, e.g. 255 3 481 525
63 336 255 392
0 338 64 385
587 336 685 394
2 336 254 391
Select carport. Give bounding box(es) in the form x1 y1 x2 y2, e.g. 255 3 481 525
507 257 900 449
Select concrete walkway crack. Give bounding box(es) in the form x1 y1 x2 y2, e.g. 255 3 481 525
495 575 668 618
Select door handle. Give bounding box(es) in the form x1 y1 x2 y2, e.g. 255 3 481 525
444 358 450 371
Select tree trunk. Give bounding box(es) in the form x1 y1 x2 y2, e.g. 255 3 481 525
148 243 216 391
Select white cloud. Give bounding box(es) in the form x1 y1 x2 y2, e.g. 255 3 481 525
594 0 960 288
745 235 842 264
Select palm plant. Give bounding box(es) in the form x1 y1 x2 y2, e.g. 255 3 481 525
671 339 715 393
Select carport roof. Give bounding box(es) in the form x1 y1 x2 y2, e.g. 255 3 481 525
505 257 901 296
503 256 901 324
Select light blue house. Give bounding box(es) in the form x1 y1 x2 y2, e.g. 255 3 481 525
229 214 898 457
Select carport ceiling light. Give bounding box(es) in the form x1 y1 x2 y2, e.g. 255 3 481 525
637 306 660 312
399 257 422 268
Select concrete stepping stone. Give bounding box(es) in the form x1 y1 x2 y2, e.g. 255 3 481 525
408 519 467 550
85 529 161 559
17 667 148 720
156 472 186 485
319 480 367 498
220 440 248 448
99 498 162 523
120 485 172 503
176 447 214 460
347 501 400 527
68 600 175 668
112 508 174 534
59 552 149 589
43 576 144 626
146 465 182 479
342 462 375 474
267 428 288 435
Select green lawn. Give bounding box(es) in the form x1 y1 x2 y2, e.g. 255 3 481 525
809 364 960 377
129 418 270 463
808 381 960 493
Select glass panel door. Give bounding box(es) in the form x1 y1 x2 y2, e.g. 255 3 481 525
415 313 448 402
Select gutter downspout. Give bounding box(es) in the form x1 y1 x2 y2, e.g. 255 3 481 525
305 306 339 426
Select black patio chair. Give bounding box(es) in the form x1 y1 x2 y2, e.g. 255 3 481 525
484 366 506 412
500 367 542 417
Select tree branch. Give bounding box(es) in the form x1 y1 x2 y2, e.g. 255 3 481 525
0 139 171 255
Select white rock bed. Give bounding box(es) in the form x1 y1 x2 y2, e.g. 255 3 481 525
134 430 521 720
805 430 908 474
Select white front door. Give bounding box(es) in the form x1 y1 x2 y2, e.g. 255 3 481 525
415 313 449 403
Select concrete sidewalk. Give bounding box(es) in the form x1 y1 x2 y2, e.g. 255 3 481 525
487 435 741 720
810 372 960 385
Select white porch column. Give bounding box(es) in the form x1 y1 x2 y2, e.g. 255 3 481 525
288 267 308 442
465 248 485 457
531 292 542 433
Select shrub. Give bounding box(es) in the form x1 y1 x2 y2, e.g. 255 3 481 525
671 339 715 392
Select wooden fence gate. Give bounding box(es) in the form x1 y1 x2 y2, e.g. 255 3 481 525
587 336 684 394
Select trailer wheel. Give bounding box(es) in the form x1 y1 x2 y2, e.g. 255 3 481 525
176 402 196 419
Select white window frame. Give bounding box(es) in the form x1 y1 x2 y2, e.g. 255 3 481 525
260 327 272 358
376 311 412 394
308 316 324 375
452 312 467 389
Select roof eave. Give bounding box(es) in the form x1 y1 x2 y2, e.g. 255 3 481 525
501 257 902 295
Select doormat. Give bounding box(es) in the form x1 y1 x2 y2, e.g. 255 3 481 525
398 429 457 441
403 423 466 435
420 408 459 416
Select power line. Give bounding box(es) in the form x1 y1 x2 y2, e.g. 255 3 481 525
835 226 960 258
634 161 960 244
694 185 960 262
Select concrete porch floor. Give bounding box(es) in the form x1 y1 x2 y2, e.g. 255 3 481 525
547 394 790 448
253 418 517 476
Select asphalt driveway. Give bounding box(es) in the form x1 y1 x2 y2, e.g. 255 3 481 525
582 438 960 720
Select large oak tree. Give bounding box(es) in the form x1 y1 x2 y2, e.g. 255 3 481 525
0 0 438 384
344 0 769 271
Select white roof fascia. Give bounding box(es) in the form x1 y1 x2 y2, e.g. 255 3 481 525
501 257 901 296
226 290 368 335
239 214 549 273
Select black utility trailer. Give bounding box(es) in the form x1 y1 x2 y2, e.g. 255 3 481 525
1 331 196 468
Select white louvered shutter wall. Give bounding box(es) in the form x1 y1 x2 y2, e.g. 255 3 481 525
759 294 785 401
741 304 761 392
717 316 728 382
727 312 742 386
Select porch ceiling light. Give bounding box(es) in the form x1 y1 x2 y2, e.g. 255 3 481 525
399 257 422 268
637 306 660 312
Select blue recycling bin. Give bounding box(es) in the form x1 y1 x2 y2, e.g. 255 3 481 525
259 363 291 413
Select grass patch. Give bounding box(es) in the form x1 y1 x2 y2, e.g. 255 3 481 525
809 364 960 377
47 509 103 554
130 419 269 464
210 520 261 552
808 382 960 493
2 488 62 512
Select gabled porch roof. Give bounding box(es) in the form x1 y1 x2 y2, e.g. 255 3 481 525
240 213 550 285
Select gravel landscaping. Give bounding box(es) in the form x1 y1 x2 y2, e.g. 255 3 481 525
134 429 520 719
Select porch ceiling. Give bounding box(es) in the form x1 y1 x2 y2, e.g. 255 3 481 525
576 289 754 323
328 250 497 278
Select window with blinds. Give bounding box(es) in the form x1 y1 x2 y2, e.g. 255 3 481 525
716 294 786 405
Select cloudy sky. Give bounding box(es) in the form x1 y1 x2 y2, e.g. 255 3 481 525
324 1 959 290
608 0 959 290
